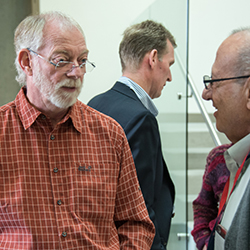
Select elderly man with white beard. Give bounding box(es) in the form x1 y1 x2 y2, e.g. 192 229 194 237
0 11 155 250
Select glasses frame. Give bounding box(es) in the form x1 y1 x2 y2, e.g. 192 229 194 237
27 48 95 73
203 74 250 89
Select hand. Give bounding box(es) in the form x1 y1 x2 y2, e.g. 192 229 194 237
202 245 207 250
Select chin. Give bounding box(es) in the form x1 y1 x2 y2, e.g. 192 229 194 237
54 98 77 109
215 123 223 133
154 92 162 99
50 89 80 109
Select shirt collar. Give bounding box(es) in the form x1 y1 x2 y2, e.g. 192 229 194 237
16 86 82 133
16 87 42 130
227 133 250 166
68 100 84 133
118 76 159 117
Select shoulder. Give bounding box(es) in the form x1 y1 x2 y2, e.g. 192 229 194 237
0 101 18 136
205 143 232 176
88 85 152 126
0 101 15 113
207 143 232 165
0 101 16 121
75 101 126 135
88 82 139 106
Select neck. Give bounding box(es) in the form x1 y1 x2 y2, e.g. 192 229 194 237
26 85 70 128
44 107 69 128
122 71 150 95
30 99 69 128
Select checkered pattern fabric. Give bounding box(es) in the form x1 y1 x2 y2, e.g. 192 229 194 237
0 88 155 249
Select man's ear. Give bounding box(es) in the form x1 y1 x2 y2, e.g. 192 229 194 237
18 49 33 76
148 49 158 69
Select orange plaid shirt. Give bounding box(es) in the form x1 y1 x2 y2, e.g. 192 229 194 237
0 87 155 250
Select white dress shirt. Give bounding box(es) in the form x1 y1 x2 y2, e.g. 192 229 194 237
215 133 250 249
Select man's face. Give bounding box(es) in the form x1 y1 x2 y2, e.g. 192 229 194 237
202 34 249 143
33 63 83 109
149 39 175 99
29 22 88 109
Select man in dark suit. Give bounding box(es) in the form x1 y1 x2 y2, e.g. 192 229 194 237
88 20 176 250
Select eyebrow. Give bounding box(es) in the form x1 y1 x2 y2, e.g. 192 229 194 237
50 49 89 59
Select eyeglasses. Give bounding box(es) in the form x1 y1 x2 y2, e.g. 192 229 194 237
27 48 95 73
203 74 250 89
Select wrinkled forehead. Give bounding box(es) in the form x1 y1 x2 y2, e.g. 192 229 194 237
43 20 84 40
41 21 87 55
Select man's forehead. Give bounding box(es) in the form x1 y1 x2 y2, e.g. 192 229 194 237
42 24 87 55
218 33 244 56
43 21 85 43
213 37 238 71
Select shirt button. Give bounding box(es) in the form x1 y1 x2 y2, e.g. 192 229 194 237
62 231 67 237
57 200 62 205
53 168 59 173
50 135 55 140
41 115 46 120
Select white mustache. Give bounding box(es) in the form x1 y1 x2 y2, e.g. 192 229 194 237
55 79 82 90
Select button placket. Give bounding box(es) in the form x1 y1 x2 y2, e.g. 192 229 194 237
61 231 67 237
53 167 59 173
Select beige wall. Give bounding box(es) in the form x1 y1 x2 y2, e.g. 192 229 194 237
0 0 32 106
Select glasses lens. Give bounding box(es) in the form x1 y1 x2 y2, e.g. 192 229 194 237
56 61 73 71
56 61 95 73
203 75 211 82
84 60 95 73
203 75 212 89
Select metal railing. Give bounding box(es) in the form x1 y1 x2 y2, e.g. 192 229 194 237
176 51 221 146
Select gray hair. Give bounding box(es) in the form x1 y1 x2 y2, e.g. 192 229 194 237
14 11 84 85
119 20 177 72
229 27 250 79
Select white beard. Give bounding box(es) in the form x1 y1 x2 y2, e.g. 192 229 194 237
33 63 83 109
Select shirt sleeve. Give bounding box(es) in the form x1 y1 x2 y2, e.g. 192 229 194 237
191 144 231 250
113 129 155 250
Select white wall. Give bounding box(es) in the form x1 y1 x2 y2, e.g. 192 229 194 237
189 0 250 113
40 0 250 113
39 0 157 104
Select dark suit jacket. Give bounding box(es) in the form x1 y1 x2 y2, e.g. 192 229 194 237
88 81 175 249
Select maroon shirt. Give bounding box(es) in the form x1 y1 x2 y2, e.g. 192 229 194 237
0 87 155 249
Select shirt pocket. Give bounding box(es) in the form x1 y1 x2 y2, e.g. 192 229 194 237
0 164 26 229
0 194 26 229
69 162 119 221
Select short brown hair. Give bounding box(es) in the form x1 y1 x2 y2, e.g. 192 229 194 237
119 20 176 71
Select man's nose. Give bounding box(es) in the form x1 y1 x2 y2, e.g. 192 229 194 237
66 64 85 79
167 71 172 82
202 87 212 100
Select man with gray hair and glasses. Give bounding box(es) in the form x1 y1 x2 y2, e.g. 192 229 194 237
88 20 176 250
202 28 250 250
0 11 155 249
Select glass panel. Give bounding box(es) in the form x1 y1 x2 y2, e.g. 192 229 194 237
133 0 189 249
